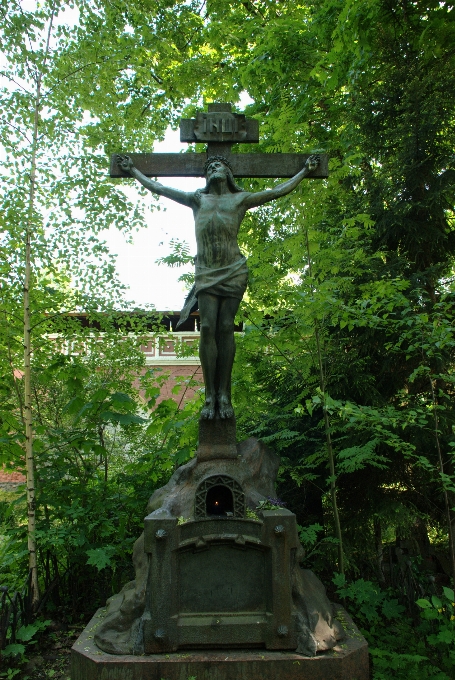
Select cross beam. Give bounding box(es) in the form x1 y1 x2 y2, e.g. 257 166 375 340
110 103 328 179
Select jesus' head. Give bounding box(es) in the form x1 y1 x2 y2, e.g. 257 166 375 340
202 155 242 193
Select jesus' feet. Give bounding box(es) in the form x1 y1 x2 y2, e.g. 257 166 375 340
218 393 234 419
201 396 216 420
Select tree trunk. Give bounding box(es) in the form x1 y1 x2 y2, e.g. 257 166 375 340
24 93 41 606
23 6 56 611
429 377 455 589
373 518 385 584
305 228 344 574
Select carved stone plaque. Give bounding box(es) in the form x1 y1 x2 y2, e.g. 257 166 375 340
193 111 247 142
178 543 267 613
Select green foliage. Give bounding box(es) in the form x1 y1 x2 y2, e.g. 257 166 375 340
296 522 340 568
2 619 50 660
0 668 21 680
155 239 195 288
1 0 455 670
298 523 324 548
177 516 191 525
335 575 455 679
1 644 26 659
0 327 201 612
416 588 455 667
15 621 51 642
86 547 117 571
334 573 405 624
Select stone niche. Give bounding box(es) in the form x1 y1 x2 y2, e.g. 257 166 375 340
93 437 348 659
142 477 299 652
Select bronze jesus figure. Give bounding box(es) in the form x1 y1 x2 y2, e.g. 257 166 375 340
117 153 320 420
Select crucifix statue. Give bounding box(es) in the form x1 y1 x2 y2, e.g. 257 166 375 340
111 104 327 421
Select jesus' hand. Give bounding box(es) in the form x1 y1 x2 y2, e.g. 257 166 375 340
305 154 320 172
117 154 134 173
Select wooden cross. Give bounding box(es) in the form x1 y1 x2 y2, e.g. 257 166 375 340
110 103 328 180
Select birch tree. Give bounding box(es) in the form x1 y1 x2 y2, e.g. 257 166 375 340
0 0 151 607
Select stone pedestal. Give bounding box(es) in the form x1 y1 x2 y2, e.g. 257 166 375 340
72 606 369 680
197 415 237 460
141 509 299 653
72 435 369 679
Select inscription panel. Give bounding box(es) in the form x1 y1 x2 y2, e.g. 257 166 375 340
179 544 266 613
193 112 247 142
180 115 259 143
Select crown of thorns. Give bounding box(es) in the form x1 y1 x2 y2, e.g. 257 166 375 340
204 155 233 175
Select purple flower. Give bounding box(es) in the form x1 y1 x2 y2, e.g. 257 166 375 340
267 497 287 507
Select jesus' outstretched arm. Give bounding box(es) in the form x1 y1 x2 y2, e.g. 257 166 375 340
116 155 194 208
241 154 320 210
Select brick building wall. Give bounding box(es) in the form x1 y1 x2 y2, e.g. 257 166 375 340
137 328 203 406
0 319 204 492
0 469 26 491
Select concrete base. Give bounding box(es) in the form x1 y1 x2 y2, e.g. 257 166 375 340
72 607 369 680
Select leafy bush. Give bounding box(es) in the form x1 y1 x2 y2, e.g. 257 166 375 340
416 588 455 676
334 575 455 679
0 346 202 619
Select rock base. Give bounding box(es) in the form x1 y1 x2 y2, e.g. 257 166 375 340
72 606 369 680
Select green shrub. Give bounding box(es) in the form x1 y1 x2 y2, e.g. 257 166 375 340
334 575 455 679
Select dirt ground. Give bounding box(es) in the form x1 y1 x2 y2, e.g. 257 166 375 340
3 624 86 680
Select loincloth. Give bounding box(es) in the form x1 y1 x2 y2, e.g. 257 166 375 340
176 257 248 329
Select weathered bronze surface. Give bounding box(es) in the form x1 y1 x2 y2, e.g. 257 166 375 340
141 508 298 653
110 102 327 178
197 415 238 460
72 605 369 680
91 438 347 658
109 151 328 178
178 543 266 612
114 102 323 419
73 103 369 680
111 103 327 420
180 106 259 144
194 474 245 517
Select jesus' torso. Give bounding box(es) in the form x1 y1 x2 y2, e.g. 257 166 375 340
192 191 247 269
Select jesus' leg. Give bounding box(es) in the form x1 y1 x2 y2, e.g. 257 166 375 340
198 292 220 419
216 296 241 419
